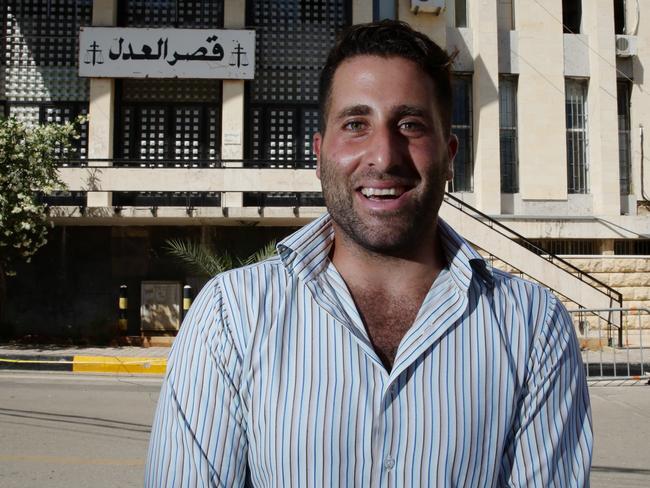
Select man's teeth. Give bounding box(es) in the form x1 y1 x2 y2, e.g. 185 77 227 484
360 187 401 197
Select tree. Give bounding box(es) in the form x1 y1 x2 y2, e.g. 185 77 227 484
164 238 277 277
0 116 81 324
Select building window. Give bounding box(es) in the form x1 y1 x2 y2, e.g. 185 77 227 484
40 103 89 160
451 75 473 192
455 0 467 28
117 79 221 163
246 0 350 167
499 77 518 193
614 0 626 35
3 1 92 125
615 239 650 255
566 79 589 194
115 1 223 164
617 81 632 195
562 0 582 33
497 0 514 31
526 239 597 255
119 0 223 28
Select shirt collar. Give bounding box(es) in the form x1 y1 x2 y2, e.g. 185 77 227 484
277 213 493 293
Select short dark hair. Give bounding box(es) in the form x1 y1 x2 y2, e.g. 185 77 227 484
318 20 454 134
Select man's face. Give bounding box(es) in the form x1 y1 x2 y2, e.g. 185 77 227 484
314 55 458 257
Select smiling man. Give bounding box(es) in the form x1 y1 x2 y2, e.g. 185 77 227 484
146 20 592 487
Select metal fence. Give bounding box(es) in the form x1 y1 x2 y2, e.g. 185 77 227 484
569 307 649 383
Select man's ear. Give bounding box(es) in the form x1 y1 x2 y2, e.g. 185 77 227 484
446 133 458 181
313 132 323 179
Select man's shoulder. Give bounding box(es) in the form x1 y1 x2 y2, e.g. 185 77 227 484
213 254 290 291
487 265 562 319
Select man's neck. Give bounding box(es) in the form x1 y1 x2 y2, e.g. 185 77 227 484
330 224 446 298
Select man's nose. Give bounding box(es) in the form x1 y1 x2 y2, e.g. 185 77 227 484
365 125 406 171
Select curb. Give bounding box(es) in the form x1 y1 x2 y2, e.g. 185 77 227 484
0 355 167 375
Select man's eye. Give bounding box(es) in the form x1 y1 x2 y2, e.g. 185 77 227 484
400 121 425 132
343 121 365 131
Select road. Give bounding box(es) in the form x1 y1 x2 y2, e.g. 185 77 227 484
0 372 648 487
0 371 160 488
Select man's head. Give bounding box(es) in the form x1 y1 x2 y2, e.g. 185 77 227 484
318 20 454 136
313 21 458 259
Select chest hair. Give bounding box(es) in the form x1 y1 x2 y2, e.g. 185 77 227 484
351 289 426 371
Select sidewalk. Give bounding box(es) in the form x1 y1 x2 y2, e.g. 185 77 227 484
0 344 169 375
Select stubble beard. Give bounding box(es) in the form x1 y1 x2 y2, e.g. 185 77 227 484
319 157 445 258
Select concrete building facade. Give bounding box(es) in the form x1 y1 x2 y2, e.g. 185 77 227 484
2 0 649 339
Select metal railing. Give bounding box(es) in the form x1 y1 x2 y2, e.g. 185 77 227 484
55 158 318 169
444 193 623 311
569 307 649 382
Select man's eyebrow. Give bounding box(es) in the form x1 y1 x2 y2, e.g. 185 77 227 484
334 105 372 120
393 105 430 118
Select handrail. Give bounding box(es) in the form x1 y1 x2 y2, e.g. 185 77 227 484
444 193 623 306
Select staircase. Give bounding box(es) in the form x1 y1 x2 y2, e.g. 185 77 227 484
440 194 623 326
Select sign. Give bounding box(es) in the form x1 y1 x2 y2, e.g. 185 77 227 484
140 281 181 332
79 27 255 79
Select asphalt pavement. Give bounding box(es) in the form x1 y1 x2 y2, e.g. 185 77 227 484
0 357 648 487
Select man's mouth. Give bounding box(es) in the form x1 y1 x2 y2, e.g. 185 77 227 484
359 187 408 200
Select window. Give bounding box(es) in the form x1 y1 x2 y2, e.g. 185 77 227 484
117 79 221 163
116 1 224 164
455 0 467 28
562 0 582 33
451 76 473 192
246 0 349 167
617 81 632 195
4 1 92 125
119 0 223 28
525 239 597 255
565 79 589 194
497 0 514 31
499 77 518 193
40 103 89 160
614 0 626 35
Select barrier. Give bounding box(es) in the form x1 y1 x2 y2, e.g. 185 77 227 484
568 307 649 383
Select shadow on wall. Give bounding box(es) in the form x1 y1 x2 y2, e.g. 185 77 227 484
2 224 298 344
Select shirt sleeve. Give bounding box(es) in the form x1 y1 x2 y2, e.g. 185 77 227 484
499 292 593 487
145 277 248 487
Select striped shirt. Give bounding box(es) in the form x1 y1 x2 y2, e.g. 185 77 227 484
146 213 592 487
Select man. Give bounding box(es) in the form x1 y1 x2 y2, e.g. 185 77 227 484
146 20 592 487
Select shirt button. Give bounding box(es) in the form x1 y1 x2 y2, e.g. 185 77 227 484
384 456 395 470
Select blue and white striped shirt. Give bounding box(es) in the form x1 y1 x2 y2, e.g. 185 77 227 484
146 214 592 487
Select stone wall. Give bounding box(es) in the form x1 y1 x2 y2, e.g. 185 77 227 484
487 255 650 348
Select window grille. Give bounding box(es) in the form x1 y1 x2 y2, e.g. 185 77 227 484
246 0 349 167
118 101 220 164
497 0 514 31
118 79 222 163
615 239 650 255
526 239 597 255
617 81 632 195
4 1 91 102
499 76 518 193
41 102 89 160
120 0 223 28
116 0 223 165
566 79 589 194
562 0 582 33
450 75 473 192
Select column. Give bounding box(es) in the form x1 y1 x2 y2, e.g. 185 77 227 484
86 0 117 208
221 0 246 209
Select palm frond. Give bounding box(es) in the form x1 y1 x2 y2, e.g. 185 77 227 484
164 238 233 276
241 240 277 266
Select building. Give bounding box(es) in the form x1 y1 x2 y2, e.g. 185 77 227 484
2 0 649 342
